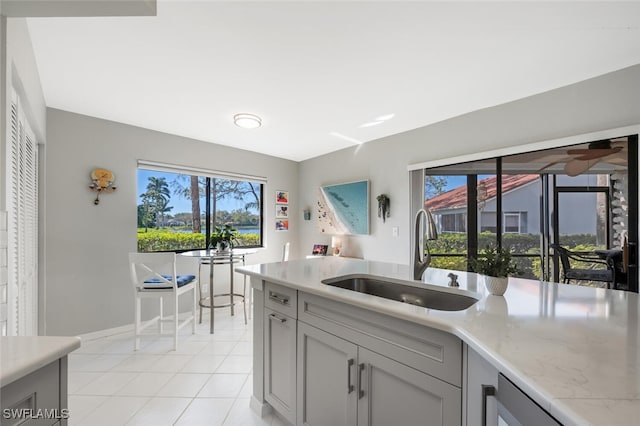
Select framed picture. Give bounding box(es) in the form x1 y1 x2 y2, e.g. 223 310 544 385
317 180 369 235
275 219 289 231
276 205 289 218
312 244 328 256
276 191 289 204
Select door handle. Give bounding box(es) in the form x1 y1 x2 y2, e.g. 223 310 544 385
481 384 496 426
269 292 290 305
268 313 286 323
347 358 354 393
358 363 366 399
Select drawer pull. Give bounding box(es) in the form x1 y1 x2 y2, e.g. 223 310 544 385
269 313 287 323
358 363 366 399
347 358 355 393
269 292 290 305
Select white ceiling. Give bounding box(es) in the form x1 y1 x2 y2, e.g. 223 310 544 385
25 1 640 162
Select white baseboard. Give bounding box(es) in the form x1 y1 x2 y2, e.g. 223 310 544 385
78 323 133 342
77 312 195 342
250 396 272 417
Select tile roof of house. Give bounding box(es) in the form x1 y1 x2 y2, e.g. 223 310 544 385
425 174 540 211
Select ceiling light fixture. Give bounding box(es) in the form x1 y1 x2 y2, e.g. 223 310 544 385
234 113 262 129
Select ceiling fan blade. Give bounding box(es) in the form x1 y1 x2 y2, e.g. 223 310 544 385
568 146 623 161
535 161 560 173
564 158 599 176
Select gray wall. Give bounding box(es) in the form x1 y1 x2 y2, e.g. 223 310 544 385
44 109 298 336
298 64 640 264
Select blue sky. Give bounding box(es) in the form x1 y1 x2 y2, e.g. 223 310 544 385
137 170 255 215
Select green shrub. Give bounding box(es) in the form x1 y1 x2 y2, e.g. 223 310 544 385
137 229 261 252
428 232 602 280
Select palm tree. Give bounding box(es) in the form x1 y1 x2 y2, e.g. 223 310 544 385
143 177 171 229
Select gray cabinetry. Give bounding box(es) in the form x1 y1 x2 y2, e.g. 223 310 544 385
264 308 296 424
263 282 298 425
0 357 68 426
297 322 357 426
358 347 461 426
297 292 462 426
464 345 498 426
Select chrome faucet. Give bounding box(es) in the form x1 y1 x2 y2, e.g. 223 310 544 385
447 273 459 287
414 208 438 281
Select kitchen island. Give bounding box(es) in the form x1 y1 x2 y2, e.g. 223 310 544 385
238 256 640 426
1 336 81 425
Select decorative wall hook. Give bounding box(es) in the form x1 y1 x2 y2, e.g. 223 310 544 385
89 168 117 205
376 194 390 223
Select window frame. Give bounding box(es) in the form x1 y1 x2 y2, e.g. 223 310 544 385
137 161 266 252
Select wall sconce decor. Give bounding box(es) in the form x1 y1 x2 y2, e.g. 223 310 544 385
89 168 117 205
376 194 390 223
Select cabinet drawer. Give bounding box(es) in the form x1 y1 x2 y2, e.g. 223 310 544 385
299 292 462 387
1 360 61 426
264 282 297 318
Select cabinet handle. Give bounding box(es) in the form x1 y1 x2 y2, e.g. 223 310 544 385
358 363 366 399
481 384 496 426
268 313 286 323
269 292 290 305
347 358 354 393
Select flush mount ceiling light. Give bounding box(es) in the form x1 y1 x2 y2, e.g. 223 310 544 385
233 113 262 129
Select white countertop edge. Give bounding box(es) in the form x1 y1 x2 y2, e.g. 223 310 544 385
1 336 82 386
238 263 591 426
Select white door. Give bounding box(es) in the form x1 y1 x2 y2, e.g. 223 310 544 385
6 89 38 336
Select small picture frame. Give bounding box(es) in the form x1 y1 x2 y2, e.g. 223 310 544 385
276 220 289 231
276 205 289 218
311 244 328 256
276 191 289 204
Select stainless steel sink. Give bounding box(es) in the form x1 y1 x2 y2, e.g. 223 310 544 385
321 275 478 311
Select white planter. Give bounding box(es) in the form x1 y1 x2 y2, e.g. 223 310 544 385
484 276 509 296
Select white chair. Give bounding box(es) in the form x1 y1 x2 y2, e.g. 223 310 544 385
248 242 289 320
128 252 197 350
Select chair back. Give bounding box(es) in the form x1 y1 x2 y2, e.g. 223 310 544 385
550 244 571 272
282 242 290 261
129 252 178 291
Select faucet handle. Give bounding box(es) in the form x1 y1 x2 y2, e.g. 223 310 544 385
447 272 459 287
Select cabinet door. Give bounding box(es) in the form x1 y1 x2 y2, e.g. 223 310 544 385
357 347 461 426
264 308 297 424
297 322 358 426
465 346 498 426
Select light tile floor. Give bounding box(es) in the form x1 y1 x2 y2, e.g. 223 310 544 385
68 309 284 426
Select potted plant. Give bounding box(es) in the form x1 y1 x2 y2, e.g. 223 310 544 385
470 244 521 296
210 224 239 252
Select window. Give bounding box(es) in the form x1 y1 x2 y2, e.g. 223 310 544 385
504 212 527 233
439 213 466 233
137 162 264 252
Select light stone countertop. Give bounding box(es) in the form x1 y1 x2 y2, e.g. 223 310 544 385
1 336 81 386
237 256 640 426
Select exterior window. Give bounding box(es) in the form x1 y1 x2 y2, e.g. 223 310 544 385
480 212 497 233
503 212 527 233
439 213 467 233
137 168 263 252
